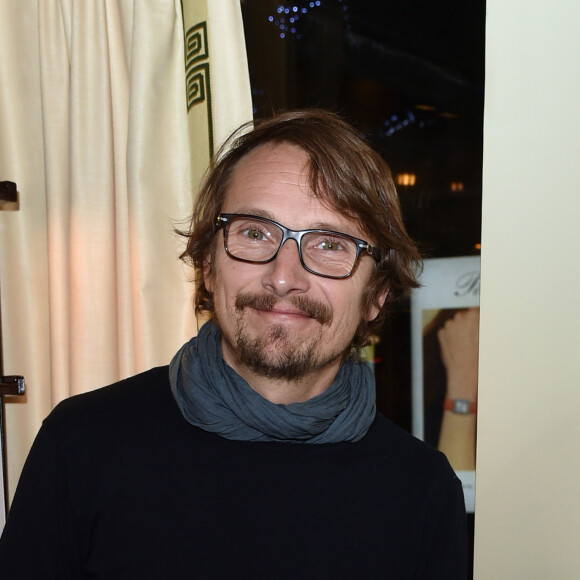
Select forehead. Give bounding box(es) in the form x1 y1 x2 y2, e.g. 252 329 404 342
222 143 365 237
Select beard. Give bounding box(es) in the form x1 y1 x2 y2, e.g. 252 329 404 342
236 321 318 381
217 292 347 382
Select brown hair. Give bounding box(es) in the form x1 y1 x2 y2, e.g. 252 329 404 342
179 109 422 349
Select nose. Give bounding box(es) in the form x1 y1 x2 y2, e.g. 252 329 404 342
262 239 310 296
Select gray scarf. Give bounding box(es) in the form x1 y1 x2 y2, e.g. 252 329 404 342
169 321 376 443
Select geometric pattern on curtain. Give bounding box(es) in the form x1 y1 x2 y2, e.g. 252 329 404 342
0 0 251 506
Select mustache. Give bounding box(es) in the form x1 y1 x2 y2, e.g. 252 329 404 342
235 292 333 325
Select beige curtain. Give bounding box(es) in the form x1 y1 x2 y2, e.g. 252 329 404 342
0 0 252 508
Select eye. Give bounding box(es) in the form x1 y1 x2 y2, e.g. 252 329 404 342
244 227 267 241
317 239 343 252
304 233 356 260
230 219 273 242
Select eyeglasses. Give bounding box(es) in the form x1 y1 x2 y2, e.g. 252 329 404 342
215 213 380 279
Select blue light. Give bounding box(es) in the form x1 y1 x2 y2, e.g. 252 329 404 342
268 1 350 41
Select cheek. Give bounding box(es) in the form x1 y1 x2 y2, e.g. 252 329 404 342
330 279 376 328
325 284 365 328
211 258 257 304
206 248 234 295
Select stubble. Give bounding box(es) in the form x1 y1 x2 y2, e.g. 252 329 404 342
218 292 341 381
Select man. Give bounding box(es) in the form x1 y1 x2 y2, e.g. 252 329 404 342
0 110 467 578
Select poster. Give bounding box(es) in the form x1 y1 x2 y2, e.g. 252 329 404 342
411 256 480 512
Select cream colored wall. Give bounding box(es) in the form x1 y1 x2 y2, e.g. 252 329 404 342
474 1 580 578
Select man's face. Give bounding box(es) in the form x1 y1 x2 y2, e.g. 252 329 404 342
204 142 383 394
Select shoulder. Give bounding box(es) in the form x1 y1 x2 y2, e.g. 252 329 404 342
44 366 174 437
361 414 466 544
365 413 460 488
54 366 169 410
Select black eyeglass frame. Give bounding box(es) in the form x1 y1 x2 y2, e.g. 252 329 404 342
215 213 381 280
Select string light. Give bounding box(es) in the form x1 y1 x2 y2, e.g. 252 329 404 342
380 110 416 137
268 1 350 39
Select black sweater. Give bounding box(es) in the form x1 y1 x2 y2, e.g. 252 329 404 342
0 366 467 579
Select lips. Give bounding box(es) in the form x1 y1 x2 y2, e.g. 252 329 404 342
266 305 309 317
235 292 332 325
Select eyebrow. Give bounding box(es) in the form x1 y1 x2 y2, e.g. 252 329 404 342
236 208 277 221
231 209 355 236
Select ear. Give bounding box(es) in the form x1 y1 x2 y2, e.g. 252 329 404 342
365 286 389 322
202 255 214 293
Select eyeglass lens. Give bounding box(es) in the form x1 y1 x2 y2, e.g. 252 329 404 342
225 216 358 277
